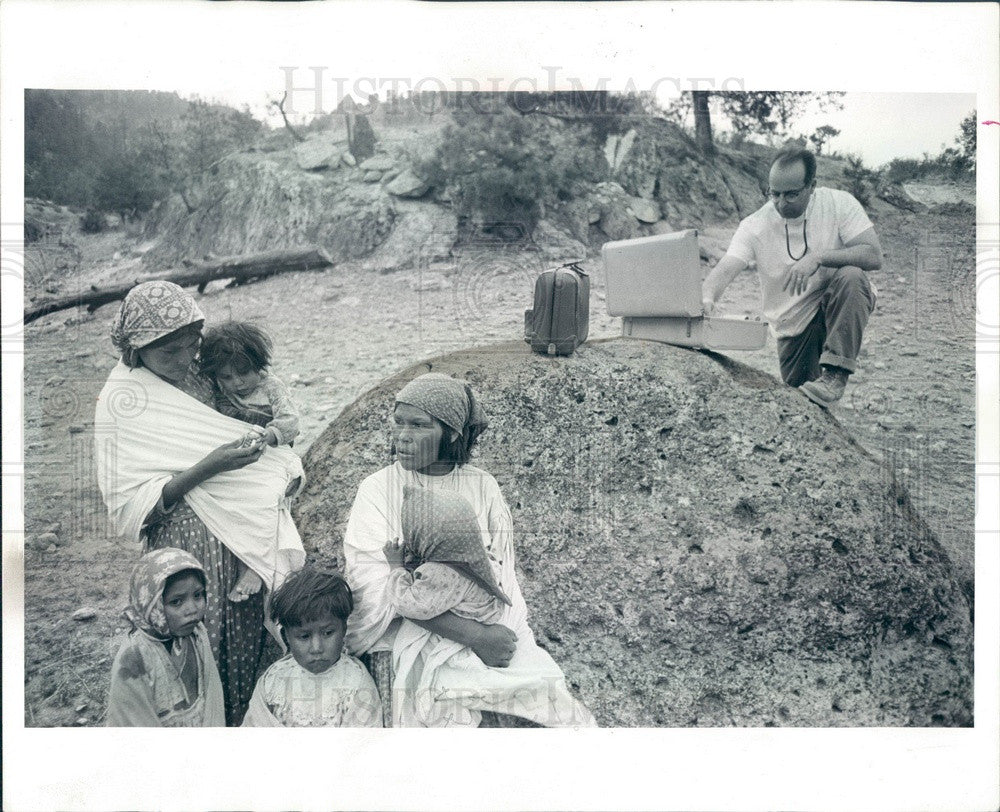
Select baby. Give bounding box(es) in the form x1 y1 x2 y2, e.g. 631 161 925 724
242 567 382 727
383 486 595 727
383 486 512 629
199 321 299 448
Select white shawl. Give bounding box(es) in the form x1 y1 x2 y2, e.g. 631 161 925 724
343 463 596 728
95 361 305 589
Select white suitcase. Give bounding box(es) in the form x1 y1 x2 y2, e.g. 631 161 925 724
603 229 702 317
622 315 768 350
602 229 768 351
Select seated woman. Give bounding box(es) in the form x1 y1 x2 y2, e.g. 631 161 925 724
95 280 306 724
342 372 596 727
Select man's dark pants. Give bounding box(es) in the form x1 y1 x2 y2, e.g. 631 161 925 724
777 266 876 387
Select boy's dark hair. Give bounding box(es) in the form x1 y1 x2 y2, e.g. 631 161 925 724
199 321 273 378
770 147 817 187
163 567 206 595
270 568 353 628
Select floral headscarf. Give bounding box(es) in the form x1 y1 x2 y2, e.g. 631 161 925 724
123 547 206 642
401 486 510 606
395 373 488 447
111 281 205 366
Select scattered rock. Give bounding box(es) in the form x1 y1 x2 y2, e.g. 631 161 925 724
341 152 357 168
386 169 431 199
72 607 98 622
591 182 641 242
75 717 89 726
626 196 661 224
295 139 342 171
532 220 588 262
75 702 88 713
362 171 382 183
36 532 60 548
359 155 396 172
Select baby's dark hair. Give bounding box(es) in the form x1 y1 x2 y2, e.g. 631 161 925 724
270 567 353 629
199 321 273 378
163 567 206 595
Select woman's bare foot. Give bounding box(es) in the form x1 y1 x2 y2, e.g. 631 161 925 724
228 567 263 602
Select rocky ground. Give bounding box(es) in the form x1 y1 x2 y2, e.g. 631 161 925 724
19 193 976 726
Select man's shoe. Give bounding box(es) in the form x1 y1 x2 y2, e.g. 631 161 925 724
798 366 849 409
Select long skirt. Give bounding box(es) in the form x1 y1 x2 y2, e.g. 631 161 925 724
146 500 265 725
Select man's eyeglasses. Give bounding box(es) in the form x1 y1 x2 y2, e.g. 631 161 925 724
766 186 809 202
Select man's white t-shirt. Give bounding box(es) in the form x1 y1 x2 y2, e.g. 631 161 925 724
724 187 874 338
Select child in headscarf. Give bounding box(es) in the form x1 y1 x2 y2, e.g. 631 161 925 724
242 568 382 727
106 548 225 727
381 487 592 727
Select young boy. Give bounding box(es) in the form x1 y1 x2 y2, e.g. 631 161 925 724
242 568 382 727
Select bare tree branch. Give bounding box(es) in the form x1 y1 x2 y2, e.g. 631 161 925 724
271 91 306 143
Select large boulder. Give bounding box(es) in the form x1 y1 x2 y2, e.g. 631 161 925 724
294 138 345 171
386 168 431 199
142 154 397 265
294 339 973 727
626 195 662 224
360 199 458 273
591 182 641 242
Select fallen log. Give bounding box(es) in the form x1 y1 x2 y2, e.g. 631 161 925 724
24 246 334 324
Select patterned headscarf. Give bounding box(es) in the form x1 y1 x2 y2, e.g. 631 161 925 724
401 485 511 606
123 547 207 642
395 373 488 447
110 281 205 366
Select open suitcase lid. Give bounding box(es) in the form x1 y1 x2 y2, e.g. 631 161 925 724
602 229 702 318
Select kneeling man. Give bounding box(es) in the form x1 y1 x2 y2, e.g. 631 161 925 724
702 147 882 408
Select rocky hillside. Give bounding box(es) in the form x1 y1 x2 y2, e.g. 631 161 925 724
293 339 973 727
136 115 936 276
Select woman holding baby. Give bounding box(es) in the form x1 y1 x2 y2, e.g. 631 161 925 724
95 281 304 725
343 372 596 727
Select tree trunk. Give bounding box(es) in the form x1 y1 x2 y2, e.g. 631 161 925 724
24 246 333 324
275 91 305 143
692 91 715 157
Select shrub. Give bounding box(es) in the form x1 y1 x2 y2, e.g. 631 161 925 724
80 209 105 233
843 155 876 206
420 109 601 235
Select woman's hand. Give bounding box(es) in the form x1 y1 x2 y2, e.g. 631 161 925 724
203 439 265 475
161 438 264 509
382 540 404 569
470 623 518 668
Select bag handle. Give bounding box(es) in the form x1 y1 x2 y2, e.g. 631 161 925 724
551 260 588 277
